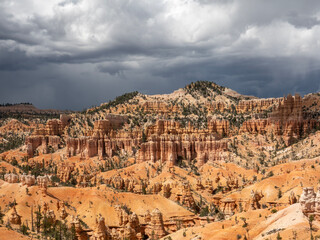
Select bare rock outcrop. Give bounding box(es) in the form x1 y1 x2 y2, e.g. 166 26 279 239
145 208 166 239
57 162 75 183
67 116 137 159
288 191 298 205
142 101 172 115
105 174 140 193
207 119 229 137
20 174 36 186
9 206 21 225
57 201 68 220
249 190 264 210
174 182 197 210
114 205 143 239
26 114 71 157
137 133 228 166
162 184 172 198
4 173 19 183
240 94 319 144
300 187 317 216
236 98 281 114
72 216 89 240
90 215 111 240
37 175 49 196
221 198 236 218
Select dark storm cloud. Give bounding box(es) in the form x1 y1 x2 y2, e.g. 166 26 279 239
0 0 320 110
97 62 134 76
0 47 38 71
286 13 320 29
150 56 320 97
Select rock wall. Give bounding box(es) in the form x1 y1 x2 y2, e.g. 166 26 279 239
67 135 140 159
207 101 226 112
270 94 303 121
67 118 229 165
90 216 111 240
26 135 61 157
25 114 71 157
207 119 229 136
299 187 319 217
4 173 19 183
65 94 318 164
240 94 319 144
142 101 178 115
137 134 228 166
67 116 139 159
146 120 181 136
145 208 166 239
236 98 281 114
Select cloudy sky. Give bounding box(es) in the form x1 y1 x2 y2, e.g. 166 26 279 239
1 0 320 110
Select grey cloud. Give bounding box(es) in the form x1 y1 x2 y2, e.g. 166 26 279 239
97 62 132 76
233 0 320 26
0 13 38 46
0 0 320 110
0 46 40 71
286 12 320 29
149 55 320 97
59 0 80 7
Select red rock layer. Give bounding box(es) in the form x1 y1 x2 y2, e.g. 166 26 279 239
240 94 319 144
137 134 228 166
236 98 281 114
26 114 71 157
67 119 140 159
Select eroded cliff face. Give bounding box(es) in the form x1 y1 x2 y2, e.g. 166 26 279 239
25 114 71 157
67 118 140 159
299 187 320 220
19 88 320 178
239 94 319 144
137 134 228 166
236 98 281 114
21 90 319 172
3 82 320 240
65 117 229 167
37 93 316 168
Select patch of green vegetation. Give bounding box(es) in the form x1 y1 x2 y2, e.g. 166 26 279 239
0 102 33 107
87 91 139 114
184 81 225 98
0 134 25 153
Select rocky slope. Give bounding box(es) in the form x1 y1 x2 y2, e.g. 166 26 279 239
0 81 319 239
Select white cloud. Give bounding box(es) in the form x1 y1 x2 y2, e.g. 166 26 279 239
2 0 320 59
